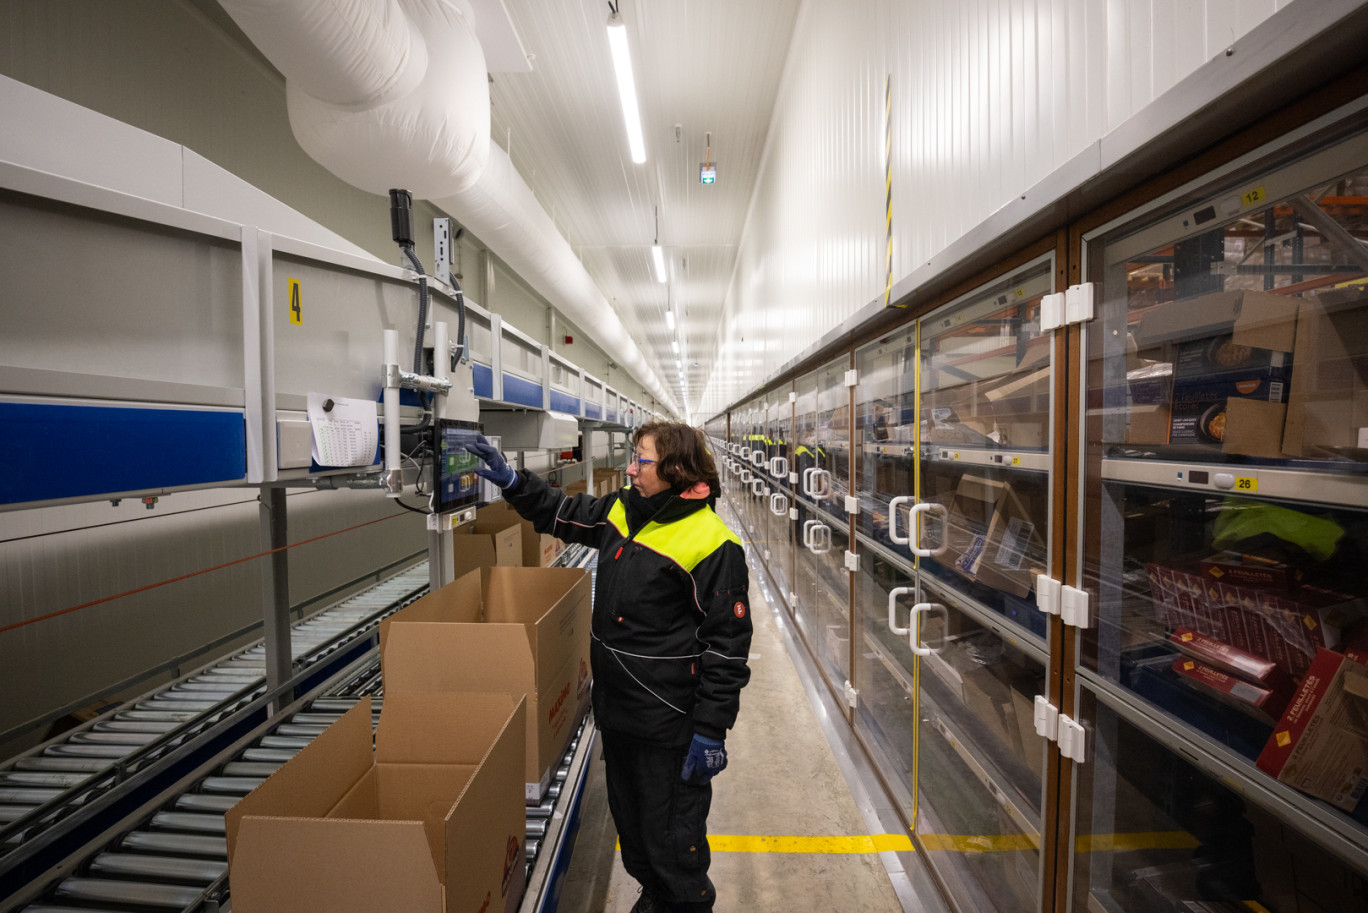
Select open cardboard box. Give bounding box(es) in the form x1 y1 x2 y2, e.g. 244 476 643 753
476 500 564 568
937 474 1046 598
1129 288 1300 456
226 680 527 913
1283 290 1368 460
453 510 524 567
379 566 592 801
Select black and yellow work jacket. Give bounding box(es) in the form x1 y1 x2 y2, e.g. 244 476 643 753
504 471 752 746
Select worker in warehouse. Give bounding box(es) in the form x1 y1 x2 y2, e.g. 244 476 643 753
467 423 752 913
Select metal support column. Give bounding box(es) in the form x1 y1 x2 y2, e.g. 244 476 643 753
257 486 293 712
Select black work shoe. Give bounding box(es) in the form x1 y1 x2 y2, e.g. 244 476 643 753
629 887 665 913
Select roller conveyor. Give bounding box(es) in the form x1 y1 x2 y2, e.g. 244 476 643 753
7 545 602 913
0 564 430 850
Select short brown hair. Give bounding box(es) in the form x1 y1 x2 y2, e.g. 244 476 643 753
635 422 720 495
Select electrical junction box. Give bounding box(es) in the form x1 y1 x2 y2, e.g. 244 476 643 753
481 410 579 451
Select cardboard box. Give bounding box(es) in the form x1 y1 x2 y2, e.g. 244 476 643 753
1199 550 1301 592
453 510 523 568
938 474 1046 597
1257 648 1368 811
1171 657 1288 724
922 381 997 445
1283 291 1368 459
380 567 592 801
226 686 527 913
982 365 1051 449
593 467 625 494
1128 289 1300 452
1169 627 1294 696
478 500 563 568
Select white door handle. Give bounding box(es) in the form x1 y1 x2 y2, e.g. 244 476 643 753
751 450 765 467
810 523 830 555
769 455 789 477
909 503 949 557
909 603 942 656
810 468 831 499
888 495 914 545
888 586 914 636
751 479 765 496
770 492 788 516
741 469 752 484
803 519 820 548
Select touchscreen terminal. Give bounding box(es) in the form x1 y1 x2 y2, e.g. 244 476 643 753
433 419 482 513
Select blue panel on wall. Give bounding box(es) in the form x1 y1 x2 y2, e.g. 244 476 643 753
0 402 246 505
472 362 493 399
585 403 602 420
502 373 543 408
549 390 579 415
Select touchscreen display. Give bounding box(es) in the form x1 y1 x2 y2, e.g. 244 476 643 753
434 419 482 513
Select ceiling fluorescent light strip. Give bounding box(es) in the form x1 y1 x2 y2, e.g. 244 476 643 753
651 244 667 283
607 14 646 164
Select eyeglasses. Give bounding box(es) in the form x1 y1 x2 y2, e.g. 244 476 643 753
631 454 656 467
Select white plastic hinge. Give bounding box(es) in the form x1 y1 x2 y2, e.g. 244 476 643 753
844 550 860 572
789 591 798 607
1058 714 1087 763
845 495 859 515
844 369 858 387
1040 292 1065 331
1035 575 1061 616
1060 585 1092 629
764 548 771 563
1033 695 1059 741
789 391 797 403
789 471 799 485
789 507 798 521
1065 282 1095 325
843 680 859 709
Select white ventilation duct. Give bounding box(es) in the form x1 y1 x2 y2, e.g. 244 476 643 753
216 0 677 414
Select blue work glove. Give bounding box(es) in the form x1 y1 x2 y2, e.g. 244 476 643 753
681 733 727 783
464 433 519 490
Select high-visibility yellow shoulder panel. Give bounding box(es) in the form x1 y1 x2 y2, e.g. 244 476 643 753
636 507 741 572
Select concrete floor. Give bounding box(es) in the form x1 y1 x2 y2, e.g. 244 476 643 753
556 502 948 913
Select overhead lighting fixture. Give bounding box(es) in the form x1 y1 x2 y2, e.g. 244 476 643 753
651 244 667 283
665 308 675 330
606 7 646 164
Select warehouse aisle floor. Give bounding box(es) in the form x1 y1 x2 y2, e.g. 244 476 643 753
556 499 947 913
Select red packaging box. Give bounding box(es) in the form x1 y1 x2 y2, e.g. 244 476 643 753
1200 550 1301 592
1257 648 1368 812
1169 627 1293 697
1173 658 1289 724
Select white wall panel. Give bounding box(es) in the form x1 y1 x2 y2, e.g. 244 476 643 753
700 0 1293 416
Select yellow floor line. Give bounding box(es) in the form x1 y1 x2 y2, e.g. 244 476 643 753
615 831 1198 854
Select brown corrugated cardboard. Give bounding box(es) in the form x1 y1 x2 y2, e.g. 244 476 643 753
939 474 1046 597
226 687 527 913
1135 289 1300 353
380 566 592 801
478 500 564 567
453 510 523 567
1283 293 1368 459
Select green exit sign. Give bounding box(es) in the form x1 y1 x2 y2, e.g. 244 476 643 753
700 163 717 184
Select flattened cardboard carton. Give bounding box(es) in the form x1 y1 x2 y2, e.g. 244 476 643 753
226 687 527 913
380 566 592 801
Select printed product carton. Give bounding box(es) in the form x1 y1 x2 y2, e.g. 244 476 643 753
478 500 564 567
1283 290 1368 459
1257 648 1368 812
939 474 1046 598
379 566 592 801
226 684 527 913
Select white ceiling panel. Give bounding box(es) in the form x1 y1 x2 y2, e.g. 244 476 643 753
488 0 799 415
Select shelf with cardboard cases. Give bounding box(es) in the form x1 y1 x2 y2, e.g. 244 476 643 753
835 255 1057 912
1075 121 1368 897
